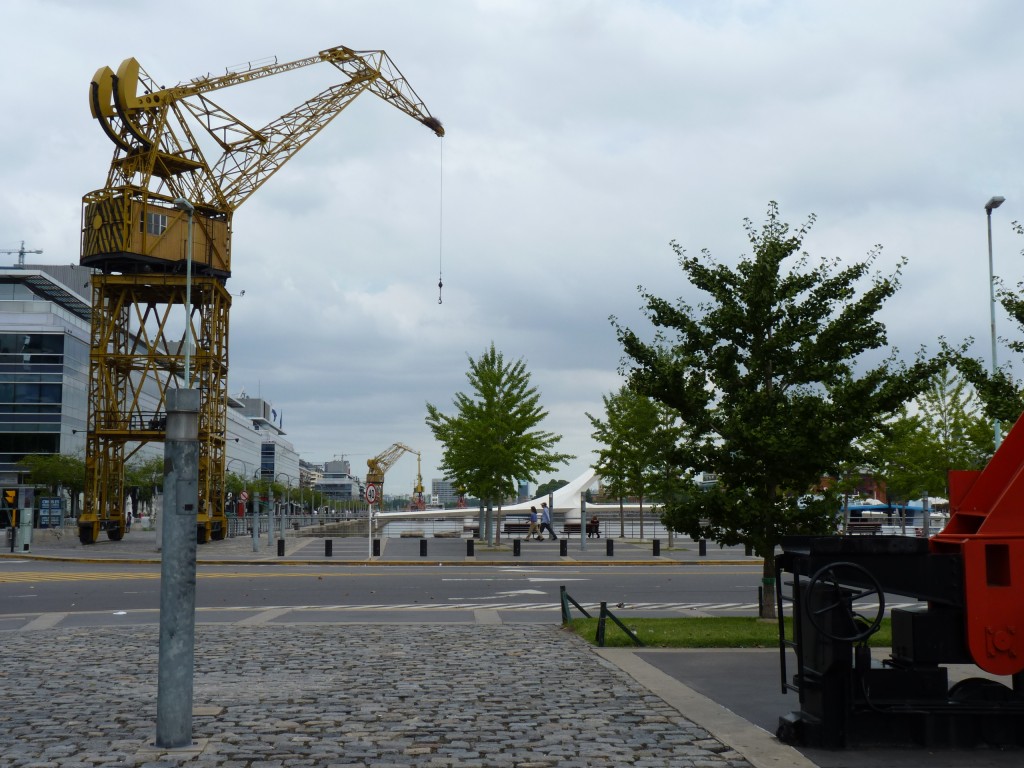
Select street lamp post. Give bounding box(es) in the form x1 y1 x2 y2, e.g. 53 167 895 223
172 197 195 387
986 195 1006 450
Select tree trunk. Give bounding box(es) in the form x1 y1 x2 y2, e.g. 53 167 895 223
639 496 644 539
619 498 624 538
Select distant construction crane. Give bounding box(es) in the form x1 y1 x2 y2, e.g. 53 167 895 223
1 241 43 267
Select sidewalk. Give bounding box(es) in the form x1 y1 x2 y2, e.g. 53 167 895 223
6 529 1015 767
11 523 763 566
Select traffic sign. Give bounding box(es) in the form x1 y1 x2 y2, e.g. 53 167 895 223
240 491 249 502
365 483 378 505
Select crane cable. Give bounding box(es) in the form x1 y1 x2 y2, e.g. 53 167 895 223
437 138 444 304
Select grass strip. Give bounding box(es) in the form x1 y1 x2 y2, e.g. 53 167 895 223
565 616 892 648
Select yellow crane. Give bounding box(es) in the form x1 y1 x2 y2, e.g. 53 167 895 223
366 442 423 507
78 46 443 544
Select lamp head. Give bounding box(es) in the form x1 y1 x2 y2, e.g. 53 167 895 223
985 196 1005 213
172 197 194 214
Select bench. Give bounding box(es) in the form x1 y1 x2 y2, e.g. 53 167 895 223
845 520 883 535
503 521 532 536
562 523 581 537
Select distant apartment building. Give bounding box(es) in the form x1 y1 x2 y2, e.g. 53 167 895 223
431 478 462 508
313 458 363 506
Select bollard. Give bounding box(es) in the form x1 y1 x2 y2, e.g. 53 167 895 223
372 538 381 557
513 539 521 557
606 539 614 557
559 539 568 557
325 539 333 557
745 543 753 556
277 539 285 557
699 539 707 557
653 539 661 557
467 538 475 557
419 539 427 557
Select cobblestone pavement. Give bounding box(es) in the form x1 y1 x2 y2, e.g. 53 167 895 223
1 623 756 768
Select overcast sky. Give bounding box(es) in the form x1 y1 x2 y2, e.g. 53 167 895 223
4 0 1024 496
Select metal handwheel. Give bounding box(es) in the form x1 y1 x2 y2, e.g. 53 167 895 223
806 561 885 642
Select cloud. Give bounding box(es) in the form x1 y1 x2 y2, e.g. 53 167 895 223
5 0 1024 492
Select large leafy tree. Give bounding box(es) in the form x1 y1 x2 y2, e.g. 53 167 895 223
587 385 680 538
613 202 942 616
426 343 573 543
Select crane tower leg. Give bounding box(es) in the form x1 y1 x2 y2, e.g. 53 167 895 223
79 274 230 544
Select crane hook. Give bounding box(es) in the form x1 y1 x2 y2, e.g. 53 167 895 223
437 278 443 305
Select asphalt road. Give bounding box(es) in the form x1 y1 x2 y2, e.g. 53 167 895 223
0 559 766 618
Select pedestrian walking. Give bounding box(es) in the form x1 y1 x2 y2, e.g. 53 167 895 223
539 502 558 540
525 506 541 540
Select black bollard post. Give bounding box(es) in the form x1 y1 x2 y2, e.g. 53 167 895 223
420 539 427 557
745 543 753 556
653 539 661 557
277 539 285 557
467 538 475 557
325 539 333 557
513 539 521 557
606 539 614 557
699 539 707 557
559 539 568 557
372 538 380 557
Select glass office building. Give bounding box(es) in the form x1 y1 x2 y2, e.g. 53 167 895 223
0 267 93 477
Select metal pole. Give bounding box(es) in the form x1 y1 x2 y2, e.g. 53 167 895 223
367 502 374 558
173 197 195 387
986 196 1005 449
580 495 586 552
267 485 274 549
155 389 200 749
184 210 193 386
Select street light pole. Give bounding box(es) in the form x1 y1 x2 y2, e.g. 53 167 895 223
986 195 1006 450
172 197 195 387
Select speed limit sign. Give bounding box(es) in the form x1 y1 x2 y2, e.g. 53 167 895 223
365 484 378 505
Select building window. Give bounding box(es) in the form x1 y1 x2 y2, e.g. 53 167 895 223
141 211 167 236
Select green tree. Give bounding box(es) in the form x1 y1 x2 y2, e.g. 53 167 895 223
125 456 163 519
535 479 568 498
426 343 573 543
18 453 86 520
864 366 991 500
951 219 1024 435
587 385 680 538
613 202 941 617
